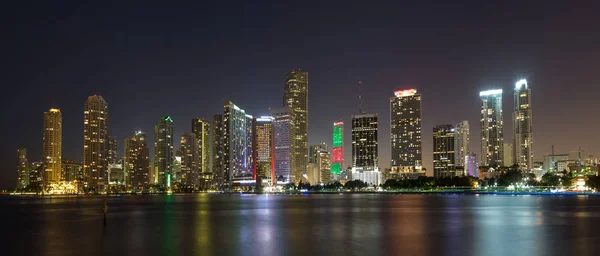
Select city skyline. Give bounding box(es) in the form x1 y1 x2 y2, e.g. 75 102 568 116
3 2 600 190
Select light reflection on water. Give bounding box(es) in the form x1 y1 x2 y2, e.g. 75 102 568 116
2 194 600 256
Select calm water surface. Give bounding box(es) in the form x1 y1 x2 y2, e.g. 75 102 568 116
2 194 600 256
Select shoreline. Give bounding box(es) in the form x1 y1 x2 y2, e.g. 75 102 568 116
5 190 600 197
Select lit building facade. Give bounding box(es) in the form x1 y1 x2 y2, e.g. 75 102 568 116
480 89 504 167
390 89 422 172
332 121 344 176
454 121 470 168
223 101 255 186
125 131 150 189
107 136 118 164
255 116 274 184
83 95 108 192
513 79 534 171
192 118 211 177
16 148 29 189
283 70 308 181
351 113 380 185
433 124 457 178
43 108 62 186
309 143 327 164
155 116 174 188
212 114 225 186
271 107 295 184
61 159 82 182
352 114 378 171
317 150 332 183
465 153 479 178
180 132 199 187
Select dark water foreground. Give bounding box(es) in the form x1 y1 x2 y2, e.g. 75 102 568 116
2 194 600 256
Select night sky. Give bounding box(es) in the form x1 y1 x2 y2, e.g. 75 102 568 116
2 1 600 189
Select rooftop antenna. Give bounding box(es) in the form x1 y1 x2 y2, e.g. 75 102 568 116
358 80 363 114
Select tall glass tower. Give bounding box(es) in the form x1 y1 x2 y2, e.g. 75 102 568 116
480 89 504 167
390 89 422 173
83 95 108 192
514 79 534 171
155 116 174 188
283 70 308 180
43 108 62 186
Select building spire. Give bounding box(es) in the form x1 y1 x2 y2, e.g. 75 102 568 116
358 80 363 114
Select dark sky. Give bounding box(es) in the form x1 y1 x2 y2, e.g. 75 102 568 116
2 1 600 189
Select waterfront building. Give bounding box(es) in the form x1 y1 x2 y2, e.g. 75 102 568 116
513 79 534 171
83 95 108 192
390 89 422 173
480 89 504 167
43 108 62 186
155 116 174 188
283 70 308 180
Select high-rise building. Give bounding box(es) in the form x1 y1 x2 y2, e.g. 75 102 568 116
180 132 199 187
29 162 43 190
16 148 29 189
223 101 255 186
352 114 378 171
155 116 174 188
192 119 211 176
61 159 82 182
454 121 470 168
212 114 225 186
283 70 308 181
271 107 295 184
351 113 380 185
465 153 479 178
480 89 504 167
124 131 150 189
433 124 457 178
503 143 514 167
317 150 332 183
390 89 422 172
332 121 344 176
255 116 274 184
43 108 62 186
309 143 327 164
514 79 534 171
83 95 108 192
108 163 124 184
107 136 118 164
307 163 320 185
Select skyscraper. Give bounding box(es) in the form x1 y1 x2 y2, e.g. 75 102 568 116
107 136 118 164
16 148 29 189
155 116 174 188
317 150 332 184
514 79 534 171
83 95 108 192
332 121 344 176
390 89 422 173
283 70 308 181
352 114 378 171
309 143 327 164
180 132 199 187
255 116 274 184
454 121 470 168
271 107 295 184
480 89 504 167
351 114 380 185
223 101 254 186
43 108 62 186
212 114 225 186
192 118 211 176
433 124 456 178
125 131 150 189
